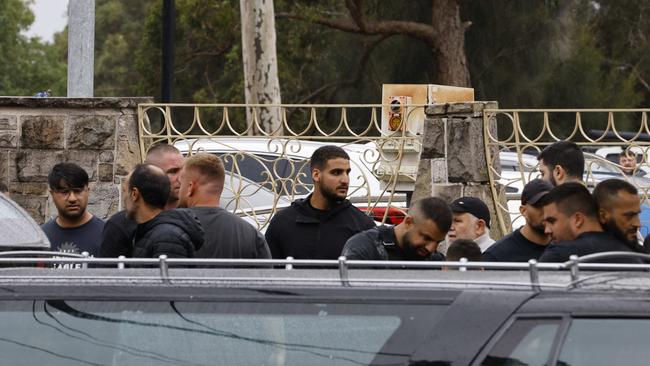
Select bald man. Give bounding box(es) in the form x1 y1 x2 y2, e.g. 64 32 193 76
178 153 271 259
100 144 185 257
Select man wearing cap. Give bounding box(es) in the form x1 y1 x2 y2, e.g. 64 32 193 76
447 197 495 253
483 179 552 262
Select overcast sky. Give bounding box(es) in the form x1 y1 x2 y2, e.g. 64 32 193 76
23 0 69 43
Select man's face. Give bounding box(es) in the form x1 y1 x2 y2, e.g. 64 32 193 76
314 158 350 202
152 152 184 201
619 154 637 175
522 204 547 236
538 159 557 186
602 191 641 246
543 202 575 242
50 181 89 220
402 218 446 259
177 166 194 208
123 177 137 220
447 212 480 242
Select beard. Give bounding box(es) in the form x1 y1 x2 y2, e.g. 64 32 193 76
530 222 546 236
401 231 427 260
59 207 85 220
320 184 348 204
604 219 639 249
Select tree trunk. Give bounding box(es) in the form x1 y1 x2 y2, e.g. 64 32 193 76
431 0 470 87
240 0 283 135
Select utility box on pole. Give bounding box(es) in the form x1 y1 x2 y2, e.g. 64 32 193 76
378 84 475 192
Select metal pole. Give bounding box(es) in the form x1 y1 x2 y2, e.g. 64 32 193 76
162 0 175 102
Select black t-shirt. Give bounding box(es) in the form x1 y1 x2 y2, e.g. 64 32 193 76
482 228 547 262
99 210 138 257
191 206 271 259
41 215 104 256
539 231 641 263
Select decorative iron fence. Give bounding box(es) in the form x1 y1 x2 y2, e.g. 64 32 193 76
137 103 427 229
484 109 650 237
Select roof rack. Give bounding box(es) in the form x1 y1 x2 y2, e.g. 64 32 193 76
0 251 648 291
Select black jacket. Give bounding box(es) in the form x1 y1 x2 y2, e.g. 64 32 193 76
342 225 446 261
100 210 137 257
132 209 205 258
539 231 641 263
265 196 375 259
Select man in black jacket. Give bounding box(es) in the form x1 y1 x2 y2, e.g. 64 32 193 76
178 153 271 259
265 145 375 259
593 179 644 252
539 183 638 263
125 164 204 258
341 197 451 261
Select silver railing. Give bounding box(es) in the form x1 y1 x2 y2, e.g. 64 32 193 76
1 252 649 292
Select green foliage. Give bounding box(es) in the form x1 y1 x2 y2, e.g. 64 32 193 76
0 0 66 96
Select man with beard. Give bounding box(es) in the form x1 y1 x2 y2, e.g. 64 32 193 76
126 164 204 258
593 179 644 252
41 163 104 256
100 144 184 257
483 179 552 262
341 197 451 261
537 141 584 186
266 145 375 259
539 183 639 263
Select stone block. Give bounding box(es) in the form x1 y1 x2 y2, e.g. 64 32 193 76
16 150 65 182
431 158 448 183
11 194 48 224
67 115 116 150
99 151 114 163
20 115 66 149
425 104 448 116
447 117 489 183
0 150 8 184
0 115 17 130
98 163 113 182
65 150 99 181
88 182 120 220
0 132 17 148
13 182 49 195
115 139 141 176
420 116 445 159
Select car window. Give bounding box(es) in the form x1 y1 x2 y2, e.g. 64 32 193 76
0 300 447 366
557 318 650 366
480 318 561 366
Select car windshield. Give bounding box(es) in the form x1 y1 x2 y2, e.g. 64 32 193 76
0 300 447 366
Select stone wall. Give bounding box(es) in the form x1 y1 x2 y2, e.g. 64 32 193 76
0 97 151 224
412 101 510 240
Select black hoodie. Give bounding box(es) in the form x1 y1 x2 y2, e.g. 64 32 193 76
132 209 204 258
265 195 375 259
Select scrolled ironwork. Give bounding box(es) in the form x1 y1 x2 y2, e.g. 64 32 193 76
484 109 650 237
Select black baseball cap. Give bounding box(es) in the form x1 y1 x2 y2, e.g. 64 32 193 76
521 179 553 206
449 197 491 228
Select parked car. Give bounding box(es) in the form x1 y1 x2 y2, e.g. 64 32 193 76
1 254 650 365
175 137 407 224
0 193 50 251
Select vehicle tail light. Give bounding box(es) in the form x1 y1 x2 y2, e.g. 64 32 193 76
361 206 406 225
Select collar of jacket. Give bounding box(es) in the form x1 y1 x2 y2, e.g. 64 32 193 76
293 194 353 224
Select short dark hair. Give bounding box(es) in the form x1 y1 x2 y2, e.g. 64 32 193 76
541 182 597 219
129 164 170 209
446 239 482 261
310 145 349 170
145 143 181 163
411 197 453 232
48 163 89 190
593 179 638 210
0 181 7 193
537 141 584 180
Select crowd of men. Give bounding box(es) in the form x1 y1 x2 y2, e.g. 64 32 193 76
8 140 648 264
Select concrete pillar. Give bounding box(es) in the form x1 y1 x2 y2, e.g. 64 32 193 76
67 0 95 97
412 101 510 240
